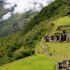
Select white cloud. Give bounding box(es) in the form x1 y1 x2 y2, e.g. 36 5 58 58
2 0 54 20
4 0 54 13
2 12 11 20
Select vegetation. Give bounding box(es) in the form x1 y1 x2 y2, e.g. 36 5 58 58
0 11 38 37
0 20 53 65
0 0 70 67
50 16 70 35
37 16 70 63
23 0 70 33
46 42 70 62
0 54 55 70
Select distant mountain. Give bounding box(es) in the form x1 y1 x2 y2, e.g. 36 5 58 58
0 0 6 17
0 10 38 37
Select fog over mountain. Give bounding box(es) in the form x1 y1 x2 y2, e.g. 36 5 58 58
0 0 54 20
4 0 54 13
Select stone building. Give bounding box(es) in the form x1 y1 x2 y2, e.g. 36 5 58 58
57 60 70 70
66 33 70 42
44 30 70 42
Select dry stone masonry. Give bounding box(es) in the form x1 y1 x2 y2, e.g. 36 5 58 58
57 60 70 70
44 30 70 42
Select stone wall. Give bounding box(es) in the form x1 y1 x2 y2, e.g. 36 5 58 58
44 31 70 42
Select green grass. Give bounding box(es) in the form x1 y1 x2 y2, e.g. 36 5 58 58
50 16 70 35
0 54 55 70
0 16 69 70
46 42 70 62
37 16 70 62
48 16 70 61
54 16 70 25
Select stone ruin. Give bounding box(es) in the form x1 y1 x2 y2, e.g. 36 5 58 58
44 30 70 42
57 60 70 70
57 25 70 31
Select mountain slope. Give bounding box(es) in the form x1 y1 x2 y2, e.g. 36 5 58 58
0 11 38 37
22 0 70 33
0 16 70 70
0 0 70 66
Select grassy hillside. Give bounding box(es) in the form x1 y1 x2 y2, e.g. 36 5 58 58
46 42 70 62
50 16 70 35
23 0 70 33
37 16 70 62
0 0 70 66
0 54 55 70
0 20 53 65
0 16 70 70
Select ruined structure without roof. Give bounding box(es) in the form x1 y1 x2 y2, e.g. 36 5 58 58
44 30 70 42
57 60 70 70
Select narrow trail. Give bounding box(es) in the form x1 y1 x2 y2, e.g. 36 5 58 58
39 41 58 70
38 25 58 64
40 39 57 64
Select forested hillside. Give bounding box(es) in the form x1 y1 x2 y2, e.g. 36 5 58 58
0 0 70 66
23 0 70 33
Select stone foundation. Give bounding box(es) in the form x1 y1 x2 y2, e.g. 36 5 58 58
44 31 70 42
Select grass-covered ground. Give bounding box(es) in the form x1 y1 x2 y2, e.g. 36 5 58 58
50 16 70 35
46 16 70 62
0 16 70 70
0 0 70 69
0 54 55 70
36 16 70 62
46 42 70 62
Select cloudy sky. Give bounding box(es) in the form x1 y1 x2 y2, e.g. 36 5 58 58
4 0 54 13
3 0 54 20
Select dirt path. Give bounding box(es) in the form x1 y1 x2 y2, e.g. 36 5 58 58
39 38 57 64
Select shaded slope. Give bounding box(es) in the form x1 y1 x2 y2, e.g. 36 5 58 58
0 20 53 65
0 11 38 37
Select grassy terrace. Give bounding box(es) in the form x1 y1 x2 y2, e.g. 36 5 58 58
45 16 70 61
50 16 70 36
36 16 70 62
46 42 70 62
0 54 55 70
